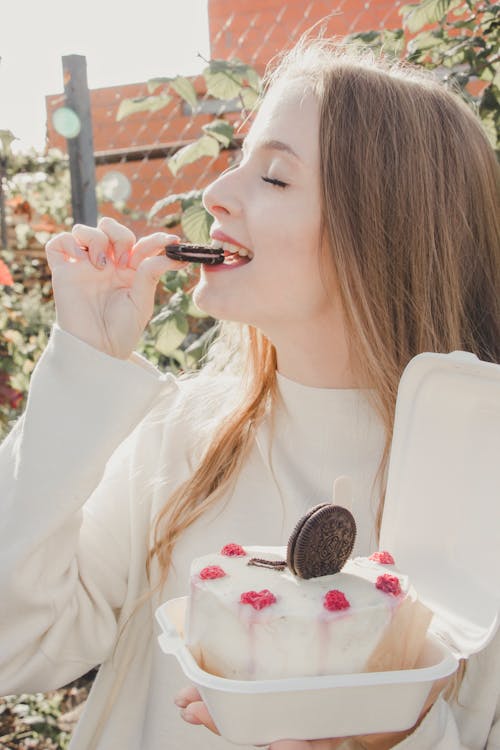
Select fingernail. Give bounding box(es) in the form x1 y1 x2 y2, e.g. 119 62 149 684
174 696 188 708
97 253 107 267
180 709 198 724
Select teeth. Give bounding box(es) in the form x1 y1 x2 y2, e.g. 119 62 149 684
223 242 240 254
210 238 254 260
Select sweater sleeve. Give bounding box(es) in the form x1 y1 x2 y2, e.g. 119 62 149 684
0 326 177 695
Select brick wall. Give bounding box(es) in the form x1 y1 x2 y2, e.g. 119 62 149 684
208 0 402 68
45 0 404 237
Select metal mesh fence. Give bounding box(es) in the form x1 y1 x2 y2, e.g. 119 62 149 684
43 0 404 240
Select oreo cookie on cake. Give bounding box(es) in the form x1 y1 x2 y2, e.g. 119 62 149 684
287 503 356 579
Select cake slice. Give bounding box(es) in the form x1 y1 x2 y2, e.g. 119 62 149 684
185 543 431 680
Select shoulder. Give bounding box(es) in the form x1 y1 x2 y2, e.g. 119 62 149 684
136 368 241 449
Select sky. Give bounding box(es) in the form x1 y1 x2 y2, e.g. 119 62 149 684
1 0 210 152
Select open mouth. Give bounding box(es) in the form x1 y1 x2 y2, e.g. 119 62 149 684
210 240 254 266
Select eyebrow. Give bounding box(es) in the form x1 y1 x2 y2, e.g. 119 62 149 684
242 138 302 162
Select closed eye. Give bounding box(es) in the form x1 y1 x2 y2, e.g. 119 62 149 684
261 176 288 189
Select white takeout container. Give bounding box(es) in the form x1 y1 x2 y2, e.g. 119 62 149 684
156 351 500 745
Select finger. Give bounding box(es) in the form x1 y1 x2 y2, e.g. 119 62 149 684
180 700 219 735
128 232 181 270
98 216 136 266
130 255 185 319
45 232 88 270
174 685 202 709
72 224 109 269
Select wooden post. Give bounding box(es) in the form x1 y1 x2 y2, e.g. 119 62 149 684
62 55 98 226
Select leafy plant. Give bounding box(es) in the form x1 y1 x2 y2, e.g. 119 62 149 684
0 672 94 750
138 268 217 372
0 250 54 438
0 692 71 749
117 61 260 177
348 0 500 154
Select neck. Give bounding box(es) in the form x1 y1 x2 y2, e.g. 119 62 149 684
270 316 356 389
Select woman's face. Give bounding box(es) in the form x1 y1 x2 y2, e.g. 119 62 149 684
195 78 337 345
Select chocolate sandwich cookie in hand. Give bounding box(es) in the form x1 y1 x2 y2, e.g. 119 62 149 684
165 243 224 265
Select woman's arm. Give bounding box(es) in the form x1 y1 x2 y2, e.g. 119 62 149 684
0 325 175 694
0 218 186 694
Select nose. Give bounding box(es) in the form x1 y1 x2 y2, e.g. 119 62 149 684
202 165 242 219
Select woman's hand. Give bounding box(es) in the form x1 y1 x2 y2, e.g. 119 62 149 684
45 217 186 359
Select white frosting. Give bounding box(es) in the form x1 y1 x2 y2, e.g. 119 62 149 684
186 546 408 680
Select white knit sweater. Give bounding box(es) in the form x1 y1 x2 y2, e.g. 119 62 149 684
0 326 498 749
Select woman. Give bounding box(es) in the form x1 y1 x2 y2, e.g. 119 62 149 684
1 40 499 749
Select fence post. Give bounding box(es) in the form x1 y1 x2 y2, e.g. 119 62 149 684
62 55 98 226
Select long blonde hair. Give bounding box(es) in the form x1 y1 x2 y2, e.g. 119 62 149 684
148 39 500 589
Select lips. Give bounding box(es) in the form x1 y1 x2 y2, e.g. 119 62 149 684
210 230 254 265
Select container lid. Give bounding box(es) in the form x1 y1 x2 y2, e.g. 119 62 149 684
379 351 500 658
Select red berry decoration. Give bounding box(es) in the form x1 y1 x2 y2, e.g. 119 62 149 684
240 589 277 610
369 551 395 565
199 565 226 580
324 589 350 611
376 574 401 597
221 543 247 557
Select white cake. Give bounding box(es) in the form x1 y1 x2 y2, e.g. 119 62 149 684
186 544 430 680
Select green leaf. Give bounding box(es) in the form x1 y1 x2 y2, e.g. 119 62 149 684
401 0 456 33
169 348 188 369
202 119 234 147
181 203 213 244
183 325 218 367
154 313 189 356
243 65 261 90
148 190 203 219
116 93 171 121
146 76 198 108
480 66 496 82
186 293 209 318
9 371 30 392
169 77 199 110
161 269 189 293
407 29 445 54
346 30 383 44
240 86 260 110
202 60 256 99
0 129 16 155
478 111 497 149
169 290 190 314
147 77 172 94
204 69 242 99
379 29 406 56
168 134 220 176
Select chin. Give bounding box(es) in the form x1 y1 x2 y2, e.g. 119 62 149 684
193 282 232 321
193 282 253 326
